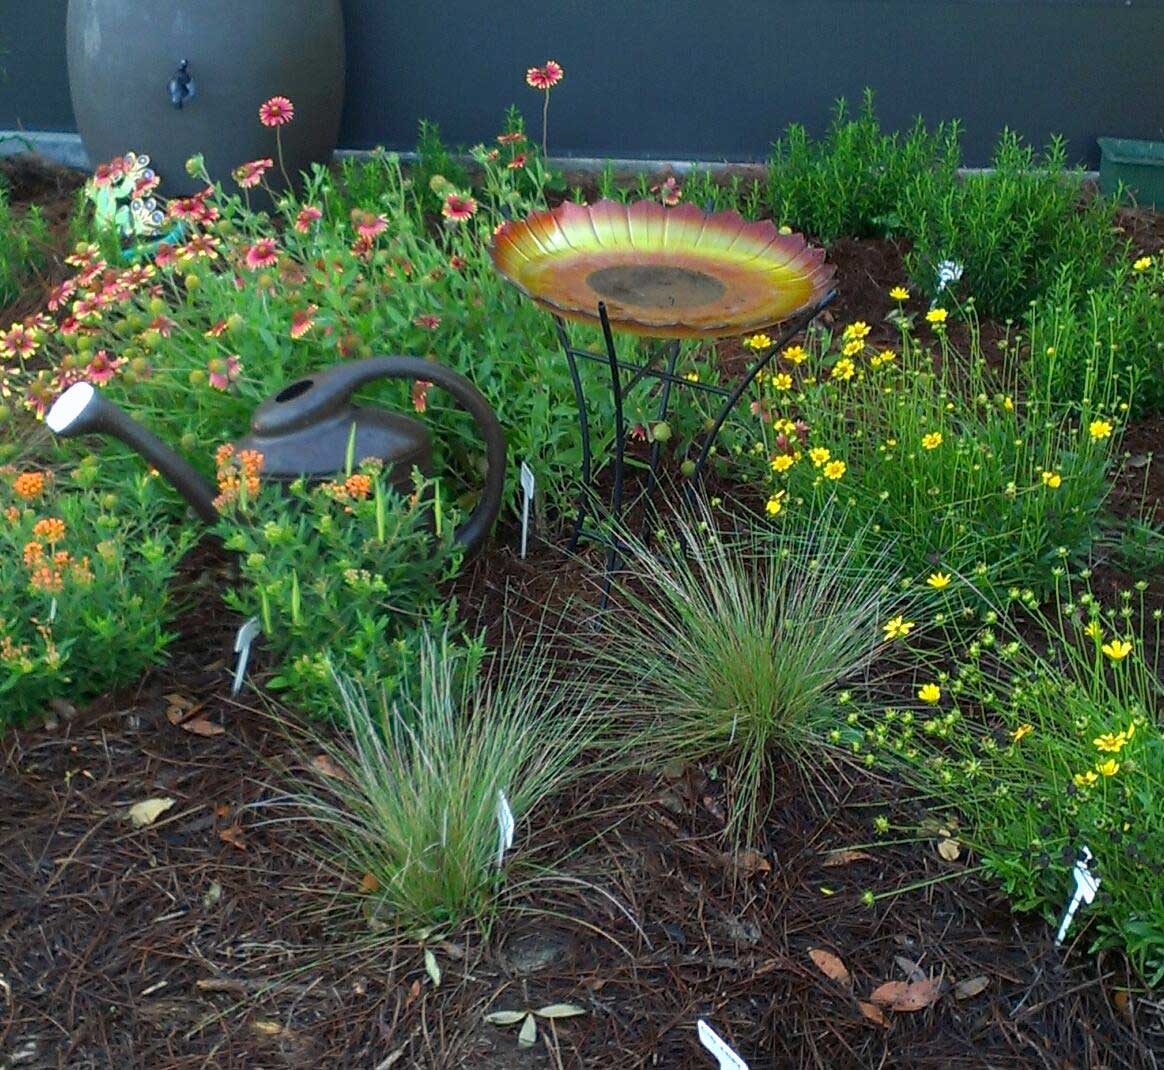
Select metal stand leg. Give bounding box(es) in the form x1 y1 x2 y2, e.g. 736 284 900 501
643 339 681 511
598 303 624 607
555 316 592 552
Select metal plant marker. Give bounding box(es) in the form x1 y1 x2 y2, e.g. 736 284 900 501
490 198 836 597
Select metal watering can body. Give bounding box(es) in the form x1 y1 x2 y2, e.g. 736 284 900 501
47 356 507 554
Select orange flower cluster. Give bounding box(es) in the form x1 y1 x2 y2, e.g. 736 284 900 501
23 534 93 593
12 471 47 500
32 517 65 544
321 471 374 503
213 444 264 511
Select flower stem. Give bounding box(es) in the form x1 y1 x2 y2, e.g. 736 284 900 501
276 128 292 191
541 91 550 160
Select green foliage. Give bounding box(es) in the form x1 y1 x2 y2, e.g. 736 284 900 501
730 303 1118 591
287 628 603 931
0 460 193 725
0 183 49 307
589 502 914 840
902 132 1118 321
215 456 468 718
766 89 962 241
1026 257 1164 417
869 569 1164 982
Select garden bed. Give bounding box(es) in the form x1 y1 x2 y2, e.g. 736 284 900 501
3 91 1164 1069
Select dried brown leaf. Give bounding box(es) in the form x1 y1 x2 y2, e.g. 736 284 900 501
311 753 353 783
894 955 926 983
937 837 961 862
727 849 771 876
954 975 989 1000
870 976 943 1012
809 948 852 988
359 872 380 894
857 1000 888 1027
180 717 224 737
218 825 247 851
823 848 874 867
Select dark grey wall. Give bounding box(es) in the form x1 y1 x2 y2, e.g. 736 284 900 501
3 1 1163 167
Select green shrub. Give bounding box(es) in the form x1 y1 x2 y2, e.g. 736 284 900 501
869 568 1164 982
766 90 962 241
728 300 1118 591
285 627 604 931
0 182 49 308
0 460 193 725
215 452 468 718
901 131 1118 321
1026 256 1164 417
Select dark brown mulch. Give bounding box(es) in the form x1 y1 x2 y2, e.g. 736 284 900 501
2 539 1163 1070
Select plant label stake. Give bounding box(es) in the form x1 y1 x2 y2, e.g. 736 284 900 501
934 259 964 296
231 617 261 697
1055 846 1099 947
496 789 515 868
519 461 535 559
697 1020 749 1070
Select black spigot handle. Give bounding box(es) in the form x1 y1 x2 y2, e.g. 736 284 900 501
168 60 194 109
252 357 506 554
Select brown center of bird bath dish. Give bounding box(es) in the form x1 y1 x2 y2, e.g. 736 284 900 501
585 265 726 309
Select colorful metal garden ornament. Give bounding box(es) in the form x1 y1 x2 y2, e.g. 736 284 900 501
85 152 184 262
491 199 835 600
490 198 834 338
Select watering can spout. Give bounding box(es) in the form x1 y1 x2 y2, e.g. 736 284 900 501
46 382 220 524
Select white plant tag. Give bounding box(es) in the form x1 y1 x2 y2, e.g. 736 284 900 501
519 462 536 560
934 259 964 294
1055 846 1100 946
496 789 515 868
231 616 261 697
697 1020 749 1070
48 598 57 623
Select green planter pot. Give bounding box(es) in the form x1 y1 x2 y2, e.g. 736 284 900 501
66 0 345 197
1097 137 1164 209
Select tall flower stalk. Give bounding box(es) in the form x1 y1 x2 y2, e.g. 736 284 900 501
525 61 563 159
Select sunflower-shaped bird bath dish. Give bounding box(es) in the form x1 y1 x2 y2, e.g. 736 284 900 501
490 199 836 599
490 199 834 337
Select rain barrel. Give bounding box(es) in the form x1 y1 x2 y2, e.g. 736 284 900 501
66 0 345 196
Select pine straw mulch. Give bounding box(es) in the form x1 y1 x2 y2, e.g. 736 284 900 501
2 539 1163 1070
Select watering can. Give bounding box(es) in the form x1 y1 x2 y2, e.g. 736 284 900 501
46 356 507 553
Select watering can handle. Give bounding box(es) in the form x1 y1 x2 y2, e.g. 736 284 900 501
254 356 506 553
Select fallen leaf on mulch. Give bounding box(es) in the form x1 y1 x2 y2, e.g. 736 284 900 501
726 849 771 876
857 1000 889 1027
359 872 380 894
424 948 441 987
823 848 874 867
127 797 175 828
311 754 352 783
894 955 926 983
869 976 943 1012
809 948 852 988
250 1019 283 1037
180 717 224 737
218 825 247 850
954 975 989 1000
537 1004 586 1018
164 693 199 724
937 837 961 861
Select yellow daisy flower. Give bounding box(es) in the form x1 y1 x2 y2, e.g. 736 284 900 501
926 571 951 590
921 431 943 450
918 683 942 704
1102 638 1133 662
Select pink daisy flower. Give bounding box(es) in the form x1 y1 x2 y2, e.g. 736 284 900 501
244 238 280 271
149 315 177 337
85 350 123 385
507 153 528 170
71 296 103 323
233 158 273 190
290 304 318 340
412 379 432 413
154 243 178 269
497 131 526 145
294 205 322 233
350 235 374 261
205 320 229 338
449 255 467 271
259 96 294 127
47 279 76 311
179 233 220 261
208 354 242 391
653 176 682 207
441 193 478 223
351 209 388 240
0 324 37 360
413 314 441 331
526 61 564 90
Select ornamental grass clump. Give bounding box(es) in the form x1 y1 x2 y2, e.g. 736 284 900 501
285 628 604 932
592 502 918 840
